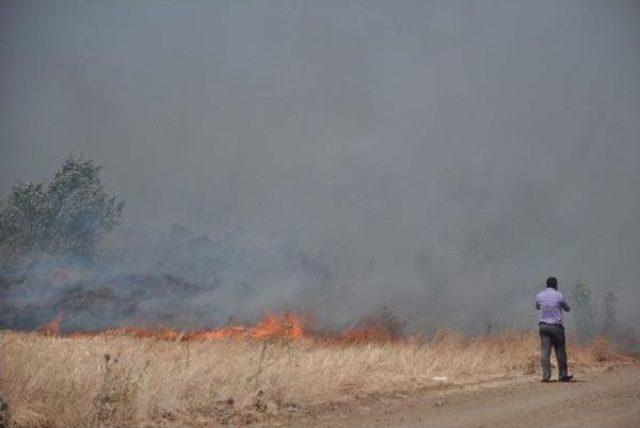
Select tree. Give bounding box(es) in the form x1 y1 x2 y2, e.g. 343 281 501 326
570 280 596 341
0 156 123 264
601 291 618 337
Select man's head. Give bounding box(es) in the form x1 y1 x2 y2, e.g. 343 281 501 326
546 277 558 289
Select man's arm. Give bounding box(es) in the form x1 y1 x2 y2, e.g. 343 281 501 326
535 295 540 310
561 295 571 312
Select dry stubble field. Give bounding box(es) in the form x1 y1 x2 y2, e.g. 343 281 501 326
0 325 630 427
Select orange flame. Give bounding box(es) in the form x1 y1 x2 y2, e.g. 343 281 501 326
40 311 404 345
40 312 63 336
59 312 306 342
184 312 305 341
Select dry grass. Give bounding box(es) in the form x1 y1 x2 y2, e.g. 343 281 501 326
0 330 630 427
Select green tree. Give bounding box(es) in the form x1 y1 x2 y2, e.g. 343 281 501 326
0 156 123 263
571 280 596 341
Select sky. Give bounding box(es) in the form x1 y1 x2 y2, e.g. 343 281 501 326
1 0 639 330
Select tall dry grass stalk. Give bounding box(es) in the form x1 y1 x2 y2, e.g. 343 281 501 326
0 330 630 427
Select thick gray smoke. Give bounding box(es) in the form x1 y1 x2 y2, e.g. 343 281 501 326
1 1 639 334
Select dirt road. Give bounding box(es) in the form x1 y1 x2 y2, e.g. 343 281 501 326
293 364 640 427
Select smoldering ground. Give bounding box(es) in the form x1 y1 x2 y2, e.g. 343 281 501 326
1 1 639 334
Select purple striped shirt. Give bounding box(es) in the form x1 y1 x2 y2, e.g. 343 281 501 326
535 288 570 325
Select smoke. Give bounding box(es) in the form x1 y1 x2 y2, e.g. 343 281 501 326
1 1 640 334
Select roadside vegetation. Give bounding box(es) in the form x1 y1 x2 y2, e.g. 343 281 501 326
0 328 631 427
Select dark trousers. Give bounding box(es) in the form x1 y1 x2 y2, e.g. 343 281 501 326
539 323 568 380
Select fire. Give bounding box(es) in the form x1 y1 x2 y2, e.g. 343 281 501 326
40 312 63 336
184 312 305 341
39 312 403 345
51 312 306 342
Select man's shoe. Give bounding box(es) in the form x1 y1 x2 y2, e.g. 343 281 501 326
559 375 573 382
541 379 551 383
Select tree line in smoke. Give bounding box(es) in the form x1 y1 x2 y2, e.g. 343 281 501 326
0 156 623 339
570 280 619 341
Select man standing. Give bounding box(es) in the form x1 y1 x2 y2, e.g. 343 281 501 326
535 277 573 382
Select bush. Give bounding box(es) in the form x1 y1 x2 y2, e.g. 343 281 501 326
571 280 596 341
601 291 618 337
589 336 612 363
